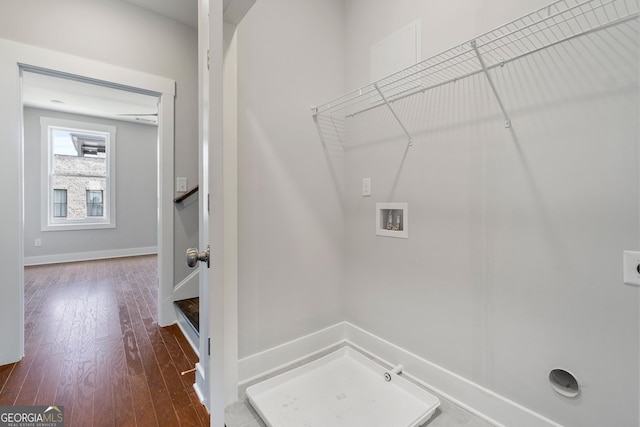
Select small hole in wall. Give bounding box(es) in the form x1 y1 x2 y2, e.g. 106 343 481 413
549 369 580 397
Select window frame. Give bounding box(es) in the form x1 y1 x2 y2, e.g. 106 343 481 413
40 117 116 231
52 189 68 218
86 189 104 217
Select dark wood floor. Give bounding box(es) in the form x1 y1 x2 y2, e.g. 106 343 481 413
0 255 209 426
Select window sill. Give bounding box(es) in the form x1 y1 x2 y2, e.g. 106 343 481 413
41 221 116 232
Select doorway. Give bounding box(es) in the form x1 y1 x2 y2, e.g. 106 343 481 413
0 38 176 367
21 69 160 266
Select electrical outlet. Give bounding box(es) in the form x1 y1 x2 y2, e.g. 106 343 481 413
177 177 188 192
623 251 640 286
35 238 41 247
362 178 371 197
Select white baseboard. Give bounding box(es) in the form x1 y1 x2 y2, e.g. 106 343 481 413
23 246 157 266
175 314 199 357
344 322 562 427
238 322 347 384
194 362 206 404
237 321 561 427
173 268 200 300
159 265 200 328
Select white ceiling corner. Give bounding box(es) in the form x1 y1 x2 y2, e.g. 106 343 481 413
120 0 255 27
223 0 256 25
120 0 198 28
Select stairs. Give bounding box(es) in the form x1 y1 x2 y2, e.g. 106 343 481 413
174 297 200 355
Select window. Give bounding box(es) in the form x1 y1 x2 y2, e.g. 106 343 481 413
53 189 67 218
41 117 116 231
86 190 103 216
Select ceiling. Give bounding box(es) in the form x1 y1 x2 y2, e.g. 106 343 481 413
22 71 160 126
119 0 256 27
120 0 198 28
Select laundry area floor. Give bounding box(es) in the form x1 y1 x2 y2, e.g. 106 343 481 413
225 345 496 427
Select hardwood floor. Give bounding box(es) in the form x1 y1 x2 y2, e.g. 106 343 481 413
0 255 209 427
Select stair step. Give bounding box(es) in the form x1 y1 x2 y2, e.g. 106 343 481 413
174 297 200 335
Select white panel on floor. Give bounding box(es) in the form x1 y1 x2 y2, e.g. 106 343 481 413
246 347 439 427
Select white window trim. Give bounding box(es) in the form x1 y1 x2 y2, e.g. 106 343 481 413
40 116 117 231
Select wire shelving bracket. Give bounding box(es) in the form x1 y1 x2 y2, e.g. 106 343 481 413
470 40 511 129
373 83 414 146
311 0 639 143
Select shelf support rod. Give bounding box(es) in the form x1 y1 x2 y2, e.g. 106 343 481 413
373 83 413 146
312 112 329 147
470 40 511 128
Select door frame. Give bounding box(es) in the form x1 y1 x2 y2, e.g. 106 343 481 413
201 2 254 423
0 38 175 365
198 0 250 423
198 0 230 421
208 1 228 423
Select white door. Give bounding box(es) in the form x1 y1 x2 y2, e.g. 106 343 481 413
192 0 212 414
193 1 226 426
196 1 251 425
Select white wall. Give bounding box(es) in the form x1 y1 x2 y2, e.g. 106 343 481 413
342 1 639 426
236 0 347 358
0 0 199 285
23 107 157 261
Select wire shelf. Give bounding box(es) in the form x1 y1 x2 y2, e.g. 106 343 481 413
312 0 639 122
